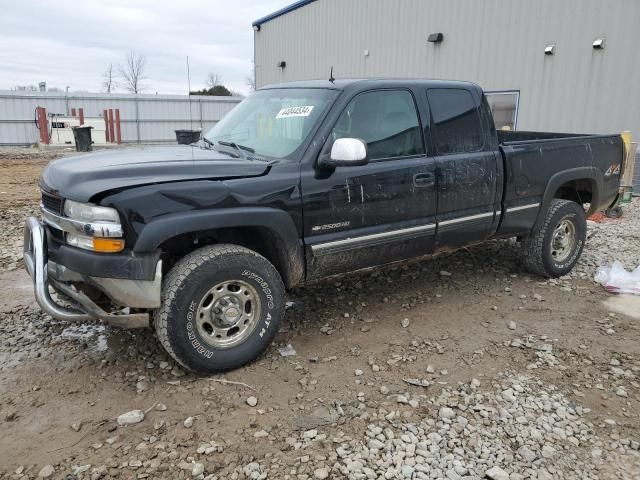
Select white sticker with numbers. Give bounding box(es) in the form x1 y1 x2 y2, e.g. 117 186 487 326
276 105 314 119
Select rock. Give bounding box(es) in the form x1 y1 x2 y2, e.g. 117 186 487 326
439 407 455 419
380 386 389 395
508 320 517 330
615 386 628 397
401 318 410 328
192 462 205 476
518 446 536 462
278 343 297 357
117 410 144 426
38 465 55 478
70 421 82 432
156 403 167 411
354 369 364 376
440 270 452 277
314 467 329 479
254 430 269 438
303 428 318 439
533 294 543 301
502 389 516 402
246 396 258 407
72 464 91 475
183 416 194 428
541 444 556 458
485 466 509 480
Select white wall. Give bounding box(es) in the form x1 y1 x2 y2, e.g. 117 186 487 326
254 0 640 137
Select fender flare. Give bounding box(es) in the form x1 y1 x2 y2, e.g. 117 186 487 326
133 207 304 287
534 167 602 230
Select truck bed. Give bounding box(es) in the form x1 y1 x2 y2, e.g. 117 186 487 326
496 130 624 237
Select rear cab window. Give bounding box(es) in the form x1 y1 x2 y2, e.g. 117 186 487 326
426 88 485 154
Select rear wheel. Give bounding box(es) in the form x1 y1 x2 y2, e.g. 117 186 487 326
520 199 586 278
155 244 285 373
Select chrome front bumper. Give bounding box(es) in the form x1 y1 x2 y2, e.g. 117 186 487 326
23 217 158 328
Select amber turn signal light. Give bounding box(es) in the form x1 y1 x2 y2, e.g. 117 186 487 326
92 237 125 253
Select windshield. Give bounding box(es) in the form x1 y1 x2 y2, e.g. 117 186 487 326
204 88 338 160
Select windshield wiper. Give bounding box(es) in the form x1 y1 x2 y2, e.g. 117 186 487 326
218 140 255 160
201 137 216 149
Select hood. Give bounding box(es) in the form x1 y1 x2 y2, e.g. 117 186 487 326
40 145 270 202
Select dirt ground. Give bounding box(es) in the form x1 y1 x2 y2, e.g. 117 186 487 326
0 149 639 480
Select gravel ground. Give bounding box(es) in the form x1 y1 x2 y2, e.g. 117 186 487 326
0 151 639 480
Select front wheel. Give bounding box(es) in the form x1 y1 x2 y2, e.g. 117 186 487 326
520 199 586 278
155 244 285 373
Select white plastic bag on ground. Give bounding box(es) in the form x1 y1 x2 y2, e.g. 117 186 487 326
595 261 640 295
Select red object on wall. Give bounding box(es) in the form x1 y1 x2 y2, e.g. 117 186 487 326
115 109 122 144
71 108 77 116
79 108 84 126
108 109 115 144
103 109 111 143
36 107 49 144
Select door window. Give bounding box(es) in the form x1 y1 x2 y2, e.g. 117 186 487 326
331 90 423 160
427 88 484 154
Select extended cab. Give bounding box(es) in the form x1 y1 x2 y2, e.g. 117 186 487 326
24 79 627 372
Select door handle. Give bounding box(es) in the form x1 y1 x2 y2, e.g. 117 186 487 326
413 172 435 187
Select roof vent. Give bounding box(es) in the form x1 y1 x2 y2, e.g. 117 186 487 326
427 33 444 43
277 61 286 69
592 38 605 49
544 44 556 55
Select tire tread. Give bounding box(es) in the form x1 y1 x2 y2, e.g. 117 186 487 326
154 244 284 372
521 199 583 277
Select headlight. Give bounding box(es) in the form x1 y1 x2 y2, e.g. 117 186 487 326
64 200 120 223
62 200 125 253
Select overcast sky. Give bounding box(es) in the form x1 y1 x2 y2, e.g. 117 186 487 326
0 0 292 95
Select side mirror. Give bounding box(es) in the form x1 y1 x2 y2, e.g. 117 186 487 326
322 138 368 168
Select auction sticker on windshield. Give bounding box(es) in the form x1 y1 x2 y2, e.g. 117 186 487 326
276 106 314 119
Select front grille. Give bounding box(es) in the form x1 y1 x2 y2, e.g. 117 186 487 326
42 192 64 215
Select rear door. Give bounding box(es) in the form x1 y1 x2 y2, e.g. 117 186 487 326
426 88 500 248
302 88 438 279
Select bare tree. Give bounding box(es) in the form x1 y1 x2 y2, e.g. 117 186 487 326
118 51 147 94
102 63 116 93
245 61 256 91
205 72 221 89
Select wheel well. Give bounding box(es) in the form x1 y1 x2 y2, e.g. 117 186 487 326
554 178 594 206
157 227 296 287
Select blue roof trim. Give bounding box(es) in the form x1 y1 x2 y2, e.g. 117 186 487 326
252 0 316 26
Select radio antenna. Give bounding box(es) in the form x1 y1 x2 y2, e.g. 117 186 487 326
187 56 193 131
329 66 335 83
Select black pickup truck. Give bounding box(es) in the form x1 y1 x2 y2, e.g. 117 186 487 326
24 79 627 372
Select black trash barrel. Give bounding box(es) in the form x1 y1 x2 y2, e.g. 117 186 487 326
175 129 201 145
72 126 94 152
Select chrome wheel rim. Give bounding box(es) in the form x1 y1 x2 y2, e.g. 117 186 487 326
195 280 261 349
551 217 576 262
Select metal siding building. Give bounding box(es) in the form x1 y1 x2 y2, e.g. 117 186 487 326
0 91 241 146
253 0 640 139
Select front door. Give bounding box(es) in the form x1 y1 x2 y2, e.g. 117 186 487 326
302 89 438 279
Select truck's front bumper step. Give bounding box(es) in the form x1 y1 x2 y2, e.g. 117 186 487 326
23 217 150 328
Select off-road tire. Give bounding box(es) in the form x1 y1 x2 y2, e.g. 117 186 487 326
155 244 285 373
520 199 586 278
